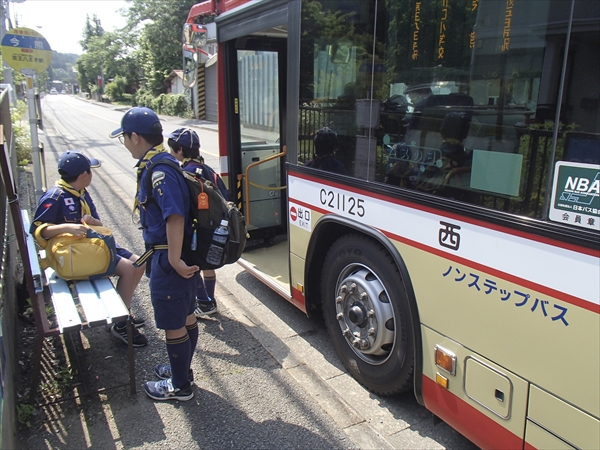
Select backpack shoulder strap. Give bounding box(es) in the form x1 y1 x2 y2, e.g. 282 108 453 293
143 158 183 198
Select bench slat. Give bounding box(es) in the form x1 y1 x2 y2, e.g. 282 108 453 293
75 281 111 327
45 268 82 333
92 278 129 323
21 210 44 293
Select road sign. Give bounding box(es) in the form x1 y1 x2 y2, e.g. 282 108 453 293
1 27 52 73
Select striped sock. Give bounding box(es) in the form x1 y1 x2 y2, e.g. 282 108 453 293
196 275 210 301
204 275 216 300
166 334 191 389
186 322 199 357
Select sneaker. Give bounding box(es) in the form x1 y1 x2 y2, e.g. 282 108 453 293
154 364 194 385
194 299 218 318
111 323 148 347
105 316 144 330
144 378 193 401
130 316 145 329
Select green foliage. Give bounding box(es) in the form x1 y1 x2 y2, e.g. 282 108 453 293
41 366 75 398
45 51 79 92
132 88 156 109
126 0 198 95
77 30 138 94
72 0 197 97
80 14 105 52
105 75 129 102
154 93 191 117
132 90 191 117
17 403 35 428
10 101 32 165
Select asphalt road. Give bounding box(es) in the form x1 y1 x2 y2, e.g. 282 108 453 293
19 94 477 449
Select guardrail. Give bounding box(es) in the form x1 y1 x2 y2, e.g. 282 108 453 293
0 86 19 449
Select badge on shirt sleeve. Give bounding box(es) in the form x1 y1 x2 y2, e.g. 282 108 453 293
152 171 165 188
64 198 74 206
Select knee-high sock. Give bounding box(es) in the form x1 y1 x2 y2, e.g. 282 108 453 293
166 334 191 389
204 274 216 300
186 322 198 371
196 274 210 301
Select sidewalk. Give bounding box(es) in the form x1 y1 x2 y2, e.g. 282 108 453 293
35 96 472 449
19 98 391 449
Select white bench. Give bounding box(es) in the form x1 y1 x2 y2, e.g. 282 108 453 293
22 209 136 403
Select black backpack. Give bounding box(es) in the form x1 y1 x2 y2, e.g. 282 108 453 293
145 159 247 270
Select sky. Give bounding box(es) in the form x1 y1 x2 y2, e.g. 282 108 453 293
8 0 129 55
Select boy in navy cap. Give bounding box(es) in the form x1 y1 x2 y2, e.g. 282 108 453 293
31 151 148 347
166 127 231 320
111 107 199 401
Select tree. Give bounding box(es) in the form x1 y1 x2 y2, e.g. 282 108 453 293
125 0 198 95
80 14 105 52
76 28 138 95
74 0 197 100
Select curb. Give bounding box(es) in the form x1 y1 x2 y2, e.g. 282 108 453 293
217 282 395 449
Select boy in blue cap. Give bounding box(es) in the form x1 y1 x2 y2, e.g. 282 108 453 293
166 127 231 319
30 151 148 347
111 107 199 401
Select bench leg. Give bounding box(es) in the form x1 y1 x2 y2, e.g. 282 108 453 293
127 317 136 394
29 334 45 404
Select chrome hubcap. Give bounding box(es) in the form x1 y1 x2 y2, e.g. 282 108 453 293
334 265 395 364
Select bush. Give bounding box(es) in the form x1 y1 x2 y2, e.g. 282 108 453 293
105 76 129 103
132 89 155 109
10 100 32 165
154 93 190 117
132 91 192 118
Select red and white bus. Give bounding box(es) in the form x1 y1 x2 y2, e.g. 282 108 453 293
184 1 600 448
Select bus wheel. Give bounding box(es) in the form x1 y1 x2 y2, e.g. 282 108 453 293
321 234 414 395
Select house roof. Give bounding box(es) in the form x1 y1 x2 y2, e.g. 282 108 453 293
166 70 184 81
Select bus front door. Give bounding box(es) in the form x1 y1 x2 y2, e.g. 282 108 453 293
225 35 287 247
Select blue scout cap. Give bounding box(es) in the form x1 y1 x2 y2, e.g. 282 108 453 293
110 106 162 138
165 128 201 150
58 151 101 178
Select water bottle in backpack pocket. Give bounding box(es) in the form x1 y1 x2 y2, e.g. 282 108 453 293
205 220 229 266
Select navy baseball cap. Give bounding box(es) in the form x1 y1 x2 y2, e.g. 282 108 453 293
58 151 101 178
165 128 201 150
110 107 163 138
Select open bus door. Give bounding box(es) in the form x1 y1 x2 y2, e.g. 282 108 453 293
223 34 287 247
218 4 294 300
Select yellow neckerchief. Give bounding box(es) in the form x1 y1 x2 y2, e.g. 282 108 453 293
134 144 165 210
56 179 92 216
182 157 203 167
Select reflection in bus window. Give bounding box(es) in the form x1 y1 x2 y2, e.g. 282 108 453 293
299 0 599 221
305 127 348 175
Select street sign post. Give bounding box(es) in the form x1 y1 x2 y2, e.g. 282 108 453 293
1 27 52 200
1 27 52 73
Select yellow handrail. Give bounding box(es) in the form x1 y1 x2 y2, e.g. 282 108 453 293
243 145 287 225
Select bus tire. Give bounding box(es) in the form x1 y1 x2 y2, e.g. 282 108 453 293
321 233 414 395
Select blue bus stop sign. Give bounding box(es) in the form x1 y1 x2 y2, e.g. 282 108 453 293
1 27 52 73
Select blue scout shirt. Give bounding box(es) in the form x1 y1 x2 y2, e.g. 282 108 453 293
30 186 100 235
137 151 191 246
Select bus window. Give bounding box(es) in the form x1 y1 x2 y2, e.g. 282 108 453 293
299 0 599 222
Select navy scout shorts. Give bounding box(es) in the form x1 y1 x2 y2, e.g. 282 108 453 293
149 250 196 330
115 246 133 265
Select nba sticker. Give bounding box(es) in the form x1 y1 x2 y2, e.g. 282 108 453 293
289 202 311 232
152 171 165 187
